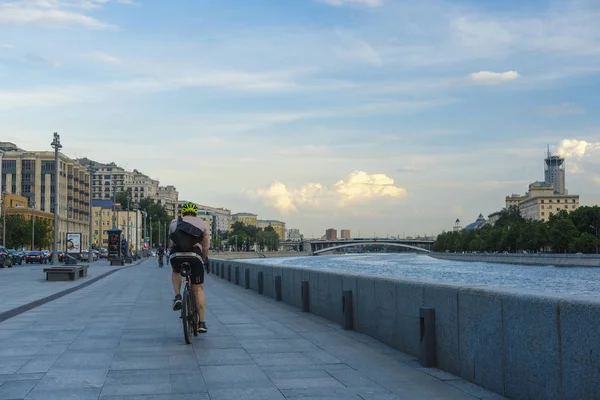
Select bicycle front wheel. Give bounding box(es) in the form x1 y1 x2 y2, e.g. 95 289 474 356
182 290 192 344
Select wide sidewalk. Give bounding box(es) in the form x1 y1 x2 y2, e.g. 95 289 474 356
0 257 146 317
0 258 505 400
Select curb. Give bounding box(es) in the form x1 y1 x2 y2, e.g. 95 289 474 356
0 257 148 323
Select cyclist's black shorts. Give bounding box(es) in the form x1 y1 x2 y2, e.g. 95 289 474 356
170 246 204 285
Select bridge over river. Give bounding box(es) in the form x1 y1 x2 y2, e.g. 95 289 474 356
279 238 434 254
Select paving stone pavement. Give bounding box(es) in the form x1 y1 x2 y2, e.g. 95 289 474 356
0 258 506 400
0 258 146 316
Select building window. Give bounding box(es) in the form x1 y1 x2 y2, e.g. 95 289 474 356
541 199 545 203
541 205 545 209
541 212 545 216
572 199 576 203
557 199 561 203
549 199 553 203
572 205 576 209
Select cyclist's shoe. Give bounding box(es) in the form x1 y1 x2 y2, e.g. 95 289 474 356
172 294 182 311
198 321 207 333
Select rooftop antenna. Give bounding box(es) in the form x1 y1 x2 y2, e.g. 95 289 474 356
547 144 551 158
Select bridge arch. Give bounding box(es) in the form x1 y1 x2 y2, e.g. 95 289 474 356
312 242 432 255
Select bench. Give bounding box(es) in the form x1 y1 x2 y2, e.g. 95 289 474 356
43 265 88 281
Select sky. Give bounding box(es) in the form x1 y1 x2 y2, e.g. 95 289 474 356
1 0 600 238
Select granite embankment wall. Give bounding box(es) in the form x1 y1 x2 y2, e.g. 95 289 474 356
429 252 600 267
210 258 600 400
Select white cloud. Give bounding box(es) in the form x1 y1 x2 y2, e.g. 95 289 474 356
318 0 385 7
556 139 600 176
468 70 520 85
247 171 407 214
0 0 125 29
0 44 16 49
83 51 121 63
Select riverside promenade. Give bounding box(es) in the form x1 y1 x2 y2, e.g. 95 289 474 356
0 258 503 400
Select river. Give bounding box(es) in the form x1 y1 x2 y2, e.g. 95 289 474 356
240 253 600 297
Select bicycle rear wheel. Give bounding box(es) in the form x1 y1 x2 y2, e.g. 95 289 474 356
190 292 199 336
182 289 192 344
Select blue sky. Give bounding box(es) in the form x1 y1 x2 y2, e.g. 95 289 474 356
1 0 599 238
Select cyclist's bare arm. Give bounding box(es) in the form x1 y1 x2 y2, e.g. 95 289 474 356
201 233 209 262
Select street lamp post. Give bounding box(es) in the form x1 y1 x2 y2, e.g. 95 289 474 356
87 164 96 263
2 190 7 247
149 214 153 249
30 199 35 250
126 192 130 256
134 202 139 258
50 133 62 265
141 210 147 256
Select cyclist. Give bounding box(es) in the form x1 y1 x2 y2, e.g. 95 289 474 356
157 243 165 266
169 202 209 333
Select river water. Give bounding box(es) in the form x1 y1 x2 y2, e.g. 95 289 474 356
241 253 600 297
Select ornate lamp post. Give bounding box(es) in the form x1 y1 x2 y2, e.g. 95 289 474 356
87 163 97 263
50 132 62 265
2 190 7 247
134 202 140 258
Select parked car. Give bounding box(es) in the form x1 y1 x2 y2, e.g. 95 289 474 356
79 250 99 261
50 251 66 262
25 251 48 264
7 249 23 265
0 246 14 268
99 248 109 258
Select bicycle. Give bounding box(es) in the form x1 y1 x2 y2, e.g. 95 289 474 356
171 251 205 344
158 254 164 268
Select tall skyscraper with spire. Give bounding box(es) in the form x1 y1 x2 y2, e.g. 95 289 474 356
544 145 566 195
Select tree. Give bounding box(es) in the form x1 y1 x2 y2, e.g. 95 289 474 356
494 206 525 227
114 192 172 247
29 219 53 250
0 215 51 250
257 225 280 251
433 206 600 254
1 215 28 248
571 233 599 254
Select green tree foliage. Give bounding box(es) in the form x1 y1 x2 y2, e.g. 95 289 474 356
0 215 53 250
113 191 172 247
434 206 600 254
226 222 280 251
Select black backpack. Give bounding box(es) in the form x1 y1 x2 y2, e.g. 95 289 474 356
169 217 204 252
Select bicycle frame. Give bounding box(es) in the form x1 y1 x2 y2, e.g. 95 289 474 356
171 252 204 344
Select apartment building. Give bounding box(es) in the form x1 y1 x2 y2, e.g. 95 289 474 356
340 229 351 239
518 182 579 222
79 158 169 214
502 149 579 223
157 185 179 218
1 143 91 250
92 200 143 250
326 228 337 240
232 212 258 227
197 204 231 233
257 220 287 240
